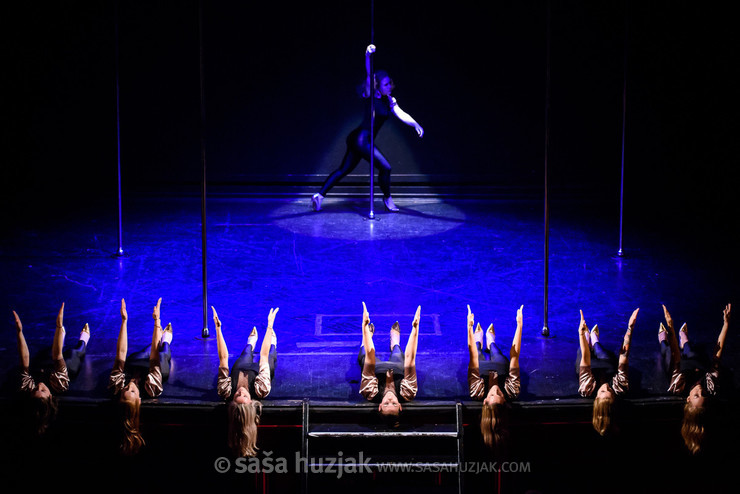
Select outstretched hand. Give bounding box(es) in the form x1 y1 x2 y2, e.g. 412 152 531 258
56 302 65 328
412 305 421 330
212 306 221 329
628 308 640 329
366 44 376 55
362 301 370 328
267 307 279 328
121 298 128 321
467 305 475 330
516 305 524 327
12 311 22 333
723 303 731 323
414 124 424 138
579 310 587 332
153 297 162 321
662 304 673 327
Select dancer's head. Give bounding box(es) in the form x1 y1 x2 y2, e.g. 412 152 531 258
227 389 262 457
481 402 509 449
374 70 395 97
379 389 402 418
483 384 506 408
686 383 707 410
118 381 144 456
22 383 58 437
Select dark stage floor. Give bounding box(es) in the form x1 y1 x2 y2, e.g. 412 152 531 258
1 189 738 492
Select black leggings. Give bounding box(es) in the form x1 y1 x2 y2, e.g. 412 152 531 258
575 342 616 374
660 340 703 373
232 343 277 379
129 342 172 381
63 340 87 378
319 129 392 197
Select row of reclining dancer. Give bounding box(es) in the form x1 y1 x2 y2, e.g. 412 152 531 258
11 299 731 458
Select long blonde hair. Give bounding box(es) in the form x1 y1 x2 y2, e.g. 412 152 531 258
592 397 615 436
681 403 706 455
481 403 509 450
228 400 262 457
119 397 145 456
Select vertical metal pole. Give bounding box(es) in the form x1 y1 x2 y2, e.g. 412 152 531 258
199 0 209 338
617 0 628 257
368 0 375 219
114 0 124 257
542 0 551 338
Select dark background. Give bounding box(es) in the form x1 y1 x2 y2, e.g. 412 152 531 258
3 1 737 229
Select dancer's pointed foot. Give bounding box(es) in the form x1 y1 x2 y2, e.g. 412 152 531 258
485 323 495 350
79 323 91 345
590 324 600 343
248 327 258 348
658 322 667 343
390 321 400 350
679 322 689 349
383 195 399 212
162 323 173 344
473 323 484 349
311 193 324 212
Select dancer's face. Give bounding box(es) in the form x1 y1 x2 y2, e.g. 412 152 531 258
597 383 615 400
378 77 394 97
234 386 252 404
484 385 505 407
379 391 401 415
122 381 141 404
33 382 51 400
686 384 706 409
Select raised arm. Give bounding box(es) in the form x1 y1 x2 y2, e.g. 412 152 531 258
404 305 421 368
149 298 163 369
13 311 30 370
714 303 731 361
115 299 129 363
213 306 229 370
361 44 376 98
467 305 479 369
509 305 524 371
52 303 65 361
619 308 639 367
362 302 375 365
662 304 681 364
260 307 279 360
578 310 591 368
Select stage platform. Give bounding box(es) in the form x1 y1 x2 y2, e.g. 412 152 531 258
1 189 738 493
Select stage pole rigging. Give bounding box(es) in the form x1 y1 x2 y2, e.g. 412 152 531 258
617 0 629 258
368 0 376 220
542 0 551 338
114 0 124 257
198 0 209 338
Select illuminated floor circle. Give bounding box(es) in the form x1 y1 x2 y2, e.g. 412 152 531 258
270 198 466 240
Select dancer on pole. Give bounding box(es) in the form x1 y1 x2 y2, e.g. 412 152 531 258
311 44 424 213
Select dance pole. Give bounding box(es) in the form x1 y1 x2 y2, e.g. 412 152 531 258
198 0 209 338
617 1 628 258
542 0 551 338
114 0 124 257
368 0 376 220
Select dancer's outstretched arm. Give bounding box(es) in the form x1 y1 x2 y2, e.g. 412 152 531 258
52 303 65 361
362 302 376 365
662 304 681 366
509 305 524 371
260 308 279 361
13 311 30 370
149 298 163 369
578 310 591 368
714 303 731 361
213 307 229 370
405 306 421 369
467 305 479 370
116 299 128 364
618 308 639 367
